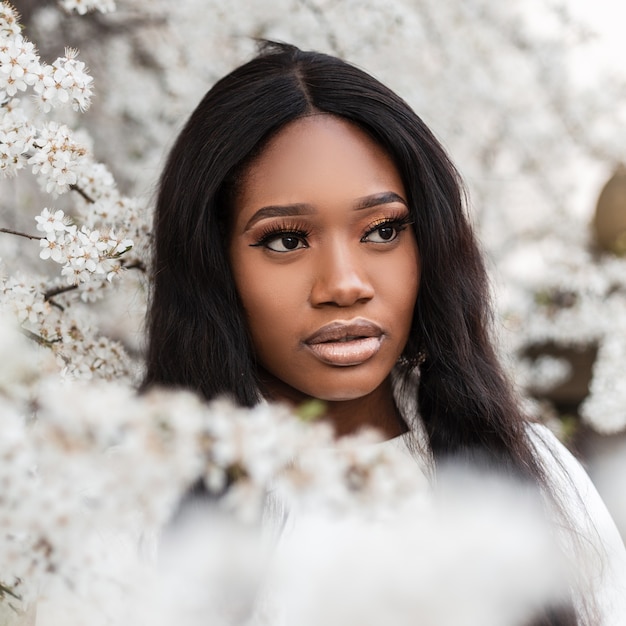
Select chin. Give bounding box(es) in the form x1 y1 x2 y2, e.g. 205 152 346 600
304 380 383 403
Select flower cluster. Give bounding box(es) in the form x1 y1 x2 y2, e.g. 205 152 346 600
498 237 626 433
0 3 142 386
34 47 93 112
0 99 34 174
0 6 92 111
28 122 87 194
36 207 132 284
199 398 429 523
0 320 577 625
1 274 50 327
0 33 39 100
0 1 19 36
0 270 135 382
0 8 95 184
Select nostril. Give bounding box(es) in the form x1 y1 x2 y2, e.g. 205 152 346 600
310 271 374 307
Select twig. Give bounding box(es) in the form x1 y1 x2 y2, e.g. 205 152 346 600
44 259 145 308
0 227 40 241
19 327 61 347
69 184 95 204
124 260 147 272
44 284 78 302
0 581 20 601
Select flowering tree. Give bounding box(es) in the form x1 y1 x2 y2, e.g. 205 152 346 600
1 0 625 623
7 0 626 434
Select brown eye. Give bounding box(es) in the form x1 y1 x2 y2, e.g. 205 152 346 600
264 234 307 252
363 223 398 243
251 225 311 253
361 215 412 244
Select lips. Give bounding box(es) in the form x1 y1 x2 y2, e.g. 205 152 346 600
304 319 384 366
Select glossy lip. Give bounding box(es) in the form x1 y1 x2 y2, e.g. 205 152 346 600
304 319 384 366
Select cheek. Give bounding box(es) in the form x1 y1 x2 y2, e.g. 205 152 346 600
230 256 306 352
380 241 421 321
407 258 421 313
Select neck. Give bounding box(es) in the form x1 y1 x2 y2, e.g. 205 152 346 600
260 373 407 440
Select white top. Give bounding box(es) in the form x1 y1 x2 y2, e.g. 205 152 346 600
391 371 626 624
370 416 626 625
388 370 626 625
525 424 626 625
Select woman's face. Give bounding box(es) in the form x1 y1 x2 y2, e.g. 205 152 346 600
229 114 420 406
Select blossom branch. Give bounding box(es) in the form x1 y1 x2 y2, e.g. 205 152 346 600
44 259 145 309
44 283 78 303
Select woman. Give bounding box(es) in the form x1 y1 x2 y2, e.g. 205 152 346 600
144 42 625 625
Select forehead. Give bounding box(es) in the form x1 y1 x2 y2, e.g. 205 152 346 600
235 114 405 214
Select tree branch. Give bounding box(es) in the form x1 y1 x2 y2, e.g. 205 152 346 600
0 227 40 241
44 284 78 302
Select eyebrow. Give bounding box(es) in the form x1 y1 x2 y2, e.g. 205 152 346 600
354 191 407 211
243 191 407 231
243 203 315 231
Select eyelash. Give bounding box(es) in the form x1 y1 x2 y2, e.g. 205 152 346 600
250 214 414 251
250 221 312 250
360 214 413 242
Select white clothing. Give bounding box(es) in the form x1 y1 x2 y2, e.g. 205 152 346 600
526 424 626 625
367 421 626 625
389 372 626 624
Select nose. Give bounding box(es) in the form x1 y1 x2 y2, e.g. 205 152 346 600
309 241 375 307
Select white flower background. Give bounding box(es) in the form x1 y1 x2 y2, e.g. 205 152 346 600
1 0 626 624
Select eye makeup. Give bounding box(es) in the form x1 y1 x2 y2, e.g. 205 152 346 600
249 220 312 250
361 212 414 243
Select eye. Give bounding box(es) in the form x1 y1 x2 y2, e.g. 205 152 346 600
365 224 397 243
361 217 411 244
250 226 311 253
264 233 308 252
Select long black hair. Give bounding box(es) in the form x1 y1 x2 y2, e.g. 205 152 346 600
144 42 589 626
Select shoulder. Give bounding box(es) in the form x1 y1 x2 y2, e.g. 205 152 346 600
527 423 626 625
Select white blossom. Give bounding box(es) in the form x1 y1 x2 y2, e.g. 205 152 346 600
74 161 117 205
28 122 86 194
0 100 35 175
0 33 40 99
35 207 69 233
0 2 21 38
33 48 93 112
581 327 626 434
39 232 65 262
37 221 134 286
1 275 50 327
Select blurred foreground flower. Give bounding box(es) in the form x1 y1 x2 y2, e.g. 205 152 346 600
0 317 583 626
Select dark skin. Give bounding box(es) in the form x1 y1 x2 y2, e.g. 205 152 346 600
228 115 420 439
